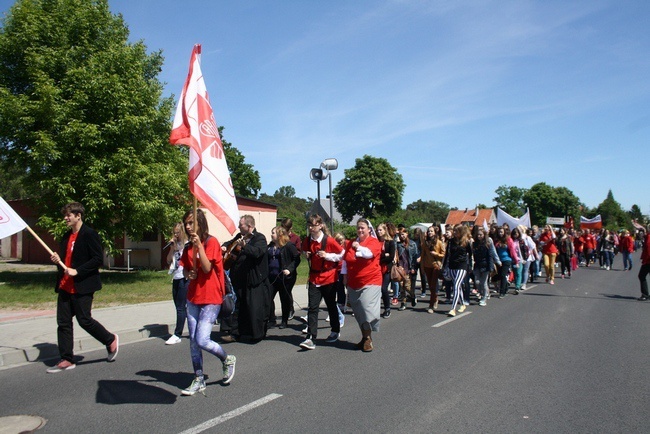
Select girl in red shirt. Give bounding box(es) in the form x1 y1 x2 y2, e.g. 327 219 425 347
539 225 558 284
179 209 236 395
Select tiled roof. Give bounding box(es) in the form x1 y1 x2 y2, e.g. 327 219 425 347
445 208 496 226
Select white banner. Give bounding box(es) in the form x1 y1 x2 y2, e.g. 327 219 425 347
0 196 28 239
497 207 531 229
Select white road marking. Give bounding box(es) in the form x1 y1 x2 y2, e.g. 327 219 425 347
432 311 472 327
178 393 283 434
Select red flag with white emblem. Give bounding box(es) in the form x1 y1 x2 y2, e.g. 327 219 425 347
170 45 239 234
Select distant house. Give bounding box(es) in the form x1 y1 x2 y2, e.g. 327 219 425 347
445 208 497 227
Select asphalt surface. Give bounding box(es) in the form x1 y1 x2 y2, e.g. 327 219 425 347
0 256 648 433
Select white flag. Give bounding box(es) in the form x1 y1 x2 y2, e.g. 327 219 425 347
169 45 239 234
0 196 28 239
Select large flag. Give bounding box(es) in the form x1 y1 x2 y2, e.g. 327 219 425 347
580 215 602 230
0 196 28 239
170 45 239 234
496 207 531 229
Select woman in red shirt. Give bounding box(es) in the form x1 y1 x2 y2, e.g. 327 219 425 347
539 225 558 284
344 219 383 352
179 209 236 395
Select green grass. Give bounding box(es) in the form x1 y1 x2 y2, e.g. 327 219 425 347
0 260 310 310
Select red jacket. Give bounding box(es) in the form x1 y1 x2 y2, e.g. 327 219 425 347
540 231 558 255
302 234 342 285
618 235 634 254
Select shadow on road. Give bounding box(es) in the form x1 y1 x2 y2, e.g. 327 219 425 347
97 378 179 405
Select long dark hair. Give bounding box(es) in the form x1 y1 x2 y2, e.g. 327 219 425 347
183 209 209 241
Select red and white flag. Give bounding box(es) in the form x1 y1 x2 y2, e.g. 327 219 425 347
170 45 239 234
580 215 602 230
0 196 28 239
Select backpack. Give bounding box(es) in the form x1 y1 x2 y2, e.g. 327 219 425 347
519 239 530 261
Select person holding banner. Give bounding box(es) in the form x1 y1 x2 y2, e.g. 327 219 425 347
47 202 119 373
179 209 236 395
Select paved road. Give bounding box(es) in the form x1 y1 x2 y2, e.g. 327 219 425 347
0 261 647 433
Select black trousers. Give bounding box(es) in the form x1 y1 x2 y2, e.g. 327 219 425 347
307 282 340 339
639 263 650 296
56 291 115 362
269 274 296 323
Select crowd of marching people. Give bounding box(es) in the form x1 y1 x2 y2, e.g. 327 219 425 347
261 218 650 350
157 210 649 396
45 198 648 399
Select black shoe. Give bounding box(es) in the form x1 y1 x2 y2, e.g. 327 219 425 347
398 303 406 311
411 298 417 307
638 295 649 301
279 321 287 329
288 310 295 321
382 309 391 318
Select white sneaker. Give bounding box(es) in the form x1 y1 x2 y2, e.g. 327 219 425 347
325 315 330 322
222 355 236 384
299 338 316 350
301 326 308 334
521 284 527 290
165 335 181 345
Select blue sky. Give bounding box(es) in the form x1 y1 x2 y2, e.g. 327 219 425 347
3 0 649 216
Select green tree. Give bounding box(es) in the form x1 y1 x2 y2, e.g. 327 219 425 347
404 199 450 224
0 159 28 199
628 204 646 226
220 126 261 198
494 185 527 217
332 155 405 223
0 0 187 250
595 190 628 230
523 183 581 226
258 186 311 237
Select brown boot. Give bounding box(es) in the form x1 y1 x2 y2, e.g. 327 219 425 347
362 337 373 352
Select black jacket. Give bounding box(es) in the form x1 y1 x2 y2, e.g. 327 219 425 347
55 224 103 294
229 230 270 289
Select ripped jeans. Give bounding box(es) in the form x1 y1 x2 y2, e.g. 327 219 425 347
186 301 227 378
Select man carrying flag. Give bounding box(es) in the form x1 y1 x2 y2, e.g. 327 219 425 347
48 201 119 373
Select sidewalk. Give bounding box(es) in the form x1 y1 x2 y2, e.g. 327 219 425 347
0 286 311 370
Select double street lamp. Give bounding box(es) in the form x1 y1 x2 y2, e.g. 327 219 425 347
309 158 338 233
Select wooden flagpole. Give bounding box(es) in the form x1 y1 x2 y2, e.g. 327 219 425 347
24 225 68 272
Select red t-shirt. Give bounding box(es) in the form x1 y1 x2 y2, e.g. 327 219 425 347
180 236 225 305
344 236 383 289
540 232 558 255
59 232 79 294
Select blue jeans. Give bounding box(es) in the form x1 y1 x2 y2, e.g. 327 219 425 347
186 301 227 378
520 261 531 287
622 251 633 270
603 251 614 268
512 263 522 289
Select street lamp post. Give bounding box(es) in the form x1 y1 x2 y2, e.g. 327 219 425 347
321 158 338 233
